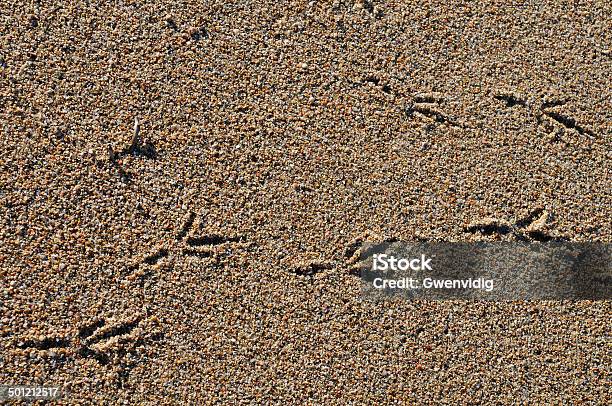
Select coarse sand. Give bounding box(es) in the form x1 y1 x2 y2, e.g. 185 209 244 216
1 1 610 404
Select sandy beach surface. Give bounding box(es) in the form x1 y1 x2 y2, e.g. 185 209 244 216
1 1 610 403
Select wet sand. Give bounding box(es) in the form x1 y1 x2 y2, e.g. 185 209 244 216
1 1 610 403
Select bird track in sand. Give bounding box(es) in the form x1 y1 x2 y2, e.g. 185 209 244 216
493 92 596 137
14 314 162 370
294 209 568 280
464 208 568 242
404 92 467 128
124 210 246 283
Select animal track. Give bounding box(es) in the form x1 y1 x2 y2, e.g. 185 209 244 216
540 99 566 110
185 234 241 247
76 315 162 381
143 248 169 265
181 248 213 258
493 92 595 137
187 26 209 41
541 110 594 137
293 210 566 282
77 315 160 366
464 217 514 236
343 232 399 277
125 211 246 283
176 211 196 240
494 93 527 108
14 314 162 372
16 336 71 350
361 75 392 94
465 209 567 242
515 207 546 229
78 319 106 339
413 93 443 104
346 234 399 264
291 260 333 277
412 105 451 124
82 316 142 347
405 93 462 128
178 214 244 257
536 98 595 136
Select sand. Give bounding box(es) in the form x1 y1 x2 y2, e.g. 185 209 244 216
1 0 610 404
